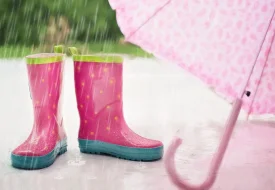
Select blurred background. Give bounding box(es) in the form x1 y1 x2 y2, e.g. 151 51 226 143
0 0 151 58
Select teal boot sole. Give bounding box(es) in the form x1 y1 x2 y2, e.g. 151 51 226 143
78 139 163 161
11 139 67 170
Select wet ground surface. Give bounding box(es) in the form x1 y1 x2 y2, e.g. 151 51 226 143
1 57 275 190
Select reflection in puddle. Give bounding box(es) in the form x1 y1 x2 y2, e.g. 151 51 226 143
54 173 64 180
86 175 97 180
67 159 86 166
134 162 146 170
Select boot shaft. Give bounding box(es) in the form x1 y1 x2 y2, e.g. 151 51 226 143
25 52 65 135
73 55 124 116
26 55 64 106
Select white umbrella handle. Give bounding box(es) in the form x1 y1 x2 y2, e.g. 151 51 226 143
164 99 242 190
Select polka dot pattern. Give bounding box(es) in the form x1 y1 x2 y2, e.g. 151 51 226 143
74 61 163 148
12 61 67 157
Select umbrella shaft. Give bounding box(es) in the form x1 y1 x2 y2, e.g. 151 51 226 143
210 98 242 174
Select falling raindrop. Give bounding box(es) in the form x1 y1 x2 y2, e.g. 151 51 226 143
0 1 160 189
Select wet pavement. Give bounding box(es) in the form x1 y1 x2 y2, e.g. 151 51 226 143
0 57 275 190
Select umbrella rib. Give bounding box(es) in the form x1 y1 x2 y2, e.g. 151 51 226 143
126 0 172 40
240 8 275 99
247 24 275 116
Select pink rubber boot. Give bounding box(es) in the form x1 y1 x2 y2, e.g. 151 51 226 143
11 46 67 169
70 49 163 161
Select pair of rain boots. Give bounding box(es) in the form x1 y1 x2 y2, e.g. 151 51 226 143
11 46 163 170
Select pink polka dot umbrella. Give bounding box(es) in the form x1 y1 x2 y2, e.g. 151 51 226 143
109 0 275 189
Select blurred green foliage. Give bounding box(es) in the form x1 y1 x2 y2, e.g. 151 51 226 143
0 0 122 46
0 42 153 58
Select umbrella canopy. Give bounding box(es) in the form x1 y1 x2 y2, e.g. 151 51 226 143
110 0 275 115
109 0 275 189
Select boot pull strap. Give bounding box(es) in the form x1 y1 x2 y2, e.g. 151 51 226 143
54 45 65 54
68 47 80 56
